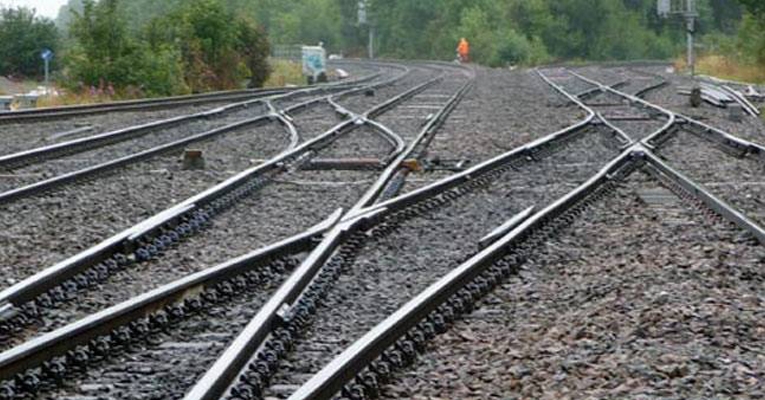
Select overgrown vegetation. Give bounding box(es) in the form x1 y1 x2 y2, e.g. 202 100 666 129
265 60 304 88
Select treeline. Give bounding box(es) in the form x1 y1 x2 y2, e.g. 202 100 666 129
1 0 763 97
67 0 746 67
344 0 745 66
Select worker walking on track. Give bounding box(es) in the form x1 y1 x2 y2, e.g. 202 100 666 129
457 38 470 63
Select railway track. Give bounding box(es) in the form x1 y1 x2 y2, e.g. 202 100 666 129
542 68 670 143
175 69 620 400
0 61 474 399
0 62 381 126
0 62 418 330
566 69 765 242
375 168 765 399
626 66 765 146
240 67 765 400
0 63 419 207
282 146 765 400
1 61 763 400
256 127 621 400
0 63 381 163
0 66 390 197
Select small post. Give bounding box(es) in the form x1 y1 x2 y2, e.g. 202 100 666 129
182 149 206 170
44 58 50 92
657 0 696 77
690 87 702 107
368 25 375 59
40 48 54 95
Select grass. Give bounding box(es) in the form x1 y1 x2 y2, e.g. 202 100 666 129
675 54 765 84
37 91 118 108
264 59 305 88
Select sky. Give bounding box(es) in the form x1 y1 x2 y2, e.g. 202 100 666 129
0 0 67 19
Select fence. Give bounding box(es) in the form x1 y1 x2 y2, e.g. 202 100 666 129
271 45 304 62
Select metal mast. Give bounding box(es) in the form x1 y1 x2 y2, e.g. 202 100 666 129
658 0 698 76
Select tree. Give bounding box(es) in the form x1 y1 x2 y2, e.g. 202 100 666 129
236 18 271 87
146 0 271 92
66 0 187 96
0 7 59 78
738 0 765 17
55 0 83 34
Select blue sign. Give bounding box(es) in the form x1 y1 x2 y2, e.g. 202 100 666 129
41 49 54 61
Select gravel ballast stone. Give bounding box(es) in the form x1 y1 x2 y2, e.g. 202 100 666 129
382 171 765 399
263 127 623 399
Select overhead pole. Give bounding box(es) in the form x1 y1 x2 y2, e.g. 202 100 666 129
358 0 374 59
685 0 697 76
658 0 697 76
369 25 375 59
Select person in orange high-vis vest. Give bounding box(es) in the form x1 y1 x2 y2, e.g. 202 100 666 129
457 38 470 63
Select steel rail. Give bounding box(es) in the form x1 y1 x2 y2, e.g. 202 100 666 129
0 88 288 123
183 74 605 400
0 114 276 205
287 146 640 400
0 62 424 320
569 71 676 144
721 85 760 116
570 70 765 162
0 63 447 396
697 74 765 93
640 145 765 244
182 67 473 400
365 119 407 162
0 82 368 171
0 210 344 382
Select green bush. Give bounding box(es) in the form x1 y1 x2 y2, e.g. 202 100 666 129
496 30 550 66
63 0 270 97
65 0 186 96
0 7 58 78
